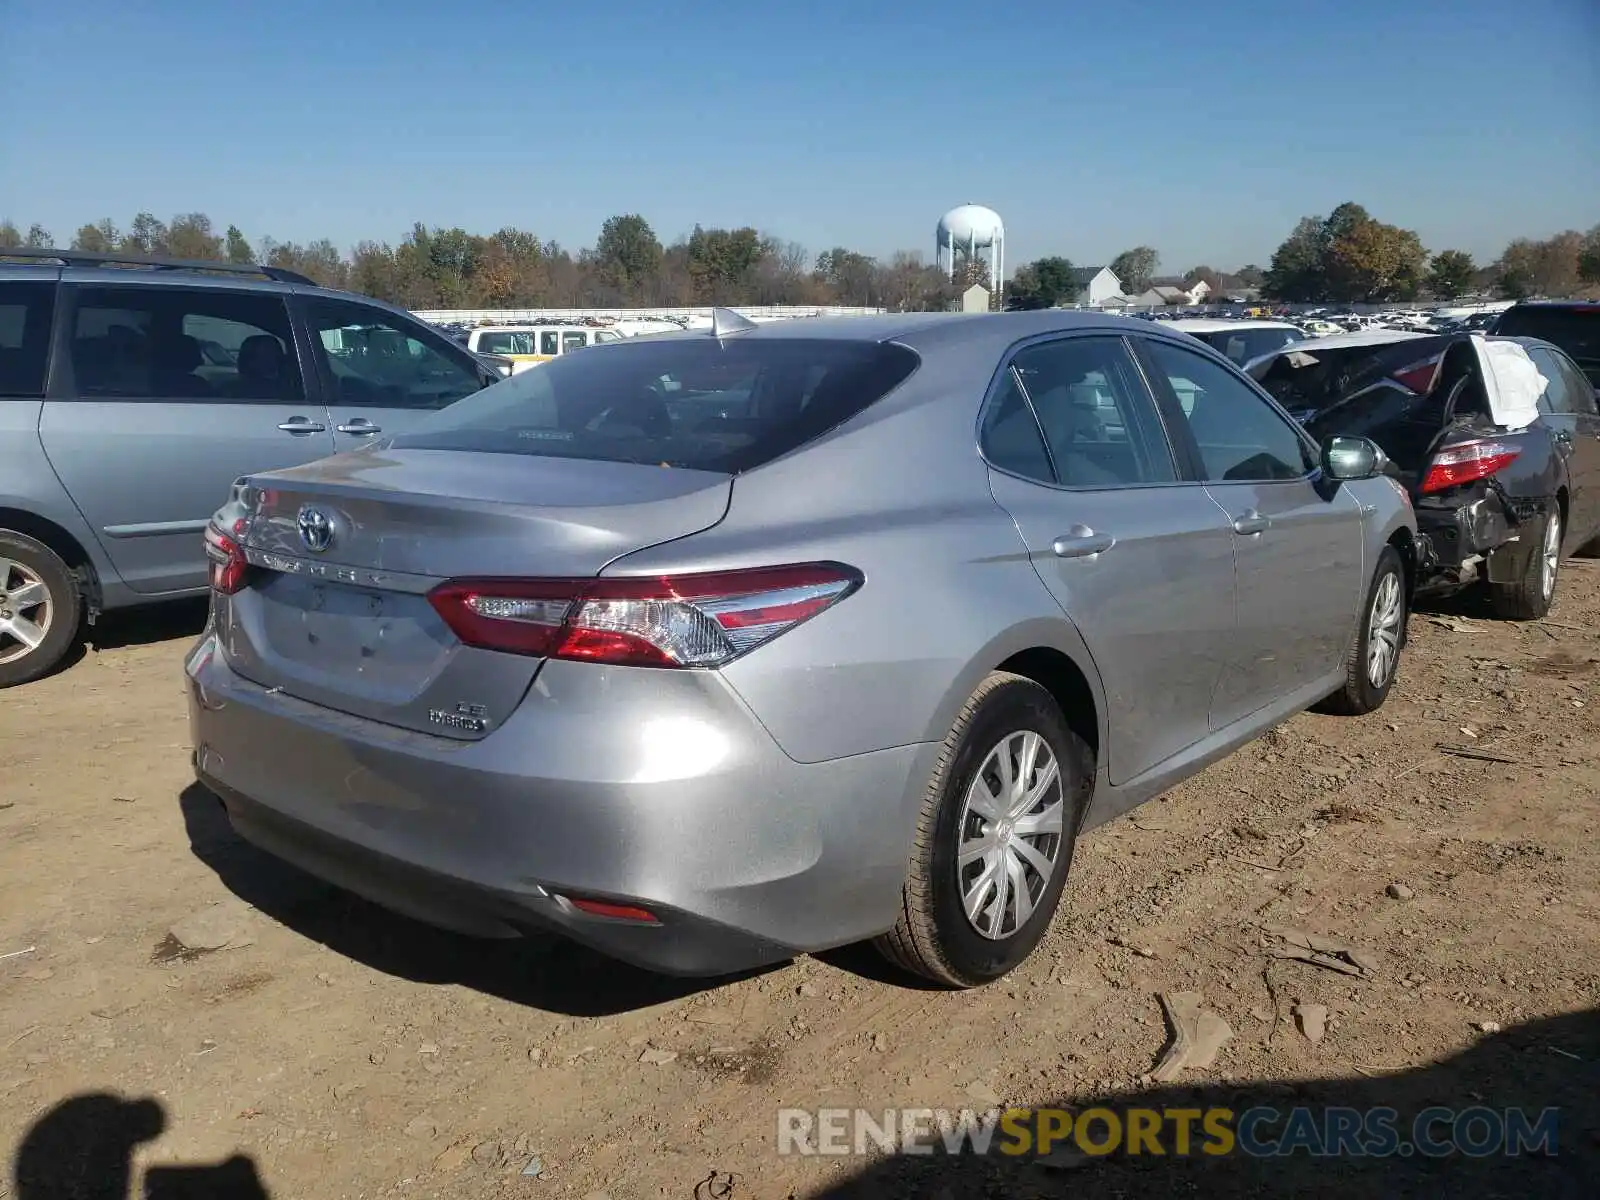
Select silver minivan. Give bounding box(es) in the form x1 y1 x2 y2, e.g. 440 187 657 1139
0 248 501 685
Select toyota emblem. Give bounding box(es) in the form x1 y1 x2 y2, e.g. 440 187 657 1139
297 505 334 553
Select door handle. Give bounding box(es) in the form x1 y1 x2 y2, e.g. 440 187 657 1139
336 418 383 435
1051 525 1116 559
1232 510 1270 536
277 416 327 435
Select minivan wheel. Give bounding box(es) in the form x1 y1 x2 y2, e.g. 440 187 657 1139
874 671 1091 988
0 532 81 688
1319 545 1406 716
1487 508 1561 621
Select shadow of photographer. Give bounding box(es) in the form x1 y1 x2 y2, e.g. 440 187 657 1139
11 1092 268 1199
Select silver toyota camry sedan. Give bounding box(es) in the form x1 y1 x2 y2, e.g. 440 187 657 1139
186 308 1416 987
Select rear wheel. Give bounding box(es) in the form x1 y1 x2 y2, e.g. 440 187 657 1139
874 672 1091 988
1487 508 1561 620
0 532 82 688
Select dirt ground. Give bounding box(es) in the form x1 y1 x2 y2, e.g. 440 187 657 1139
3 568 1598 1199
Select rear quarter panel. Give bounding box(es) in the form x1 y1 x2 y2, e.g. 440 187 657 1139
601 364 1107 766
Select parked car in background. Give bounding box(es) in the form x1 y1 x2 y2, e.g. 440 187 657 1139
1248 330 1600 618
464 323 624 373
0 248 503 686
1164 318 1307 367
1492 301 1600 391
188 308 1416 987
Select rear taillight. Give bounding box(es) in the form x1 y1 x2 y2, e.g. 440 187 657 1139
1419 439 1522 495
203 519 252 595
427 562 862 668
1391 351 1446 395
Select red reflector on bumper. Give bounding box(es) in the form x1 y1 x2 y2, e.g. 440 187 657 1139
565 897 660 923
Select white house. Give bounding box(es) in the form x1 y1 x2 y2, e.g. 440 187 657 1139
1067 266 1123 308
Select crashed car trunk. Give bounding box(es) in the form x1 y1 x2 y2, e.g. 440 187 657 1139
1249 333 1557 594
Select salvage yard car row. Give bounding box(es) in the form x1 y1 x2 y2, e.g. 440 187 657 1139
2 246 1597 990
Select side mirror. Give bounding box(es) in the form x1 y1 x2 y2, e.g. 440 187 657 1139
1322 435 1389 481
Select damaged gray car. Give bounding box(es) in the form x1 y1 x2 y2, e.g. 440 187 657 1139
1248 332 1600 619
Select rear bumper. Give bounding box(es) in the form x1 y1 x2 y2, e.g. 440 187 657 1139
184 635 931 977
1413 489 1524 593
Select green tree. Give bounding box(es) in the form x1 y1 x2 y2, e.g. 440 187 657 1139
813 246 879 305
225 225 254 263
23 224 53 249
0 221 21 250
1493 233 1585 299
1234 264 1265 287
592 214 663 300
1580 225 1600 287
265 238 348 288
121 212 168 255
72 220 120 252
1426 250 1476 299
1262 217 1329 302
1006 256 1077 310
686 226 764 302
1109 246 1159 294
1325 216 1426 302
165 213 223 260
1263 205 1426 302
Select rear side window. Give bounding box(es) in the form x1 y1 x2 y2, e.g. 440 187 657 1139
0 281 57 398
68 286 303 402
991 336 1178 487
391 337 921 473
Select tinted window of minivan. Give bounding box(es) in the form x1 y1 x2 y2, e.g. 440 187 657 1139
0 281 57 397
68 286 303 401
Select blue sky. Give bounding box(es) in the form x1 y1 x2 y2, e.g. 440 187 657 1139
2 0 1596 274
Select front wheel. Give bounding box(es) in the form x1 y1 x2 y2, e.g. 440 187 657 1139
1487 508 1561 620
874 672 1092 988
1320 545 1406 716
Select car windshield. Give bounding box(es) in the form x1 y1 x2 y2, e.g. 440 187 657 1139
389 336 920 473
1493 307 1600 386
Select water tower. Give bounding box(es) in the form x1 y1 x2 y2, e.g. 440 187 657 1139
937 204 1005 306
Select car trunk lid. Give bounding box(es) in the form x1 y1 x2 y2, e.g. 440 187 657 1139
219 448 731 738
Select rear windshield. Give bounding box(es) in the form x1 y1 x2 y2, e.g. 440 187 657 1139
1193 326 1303 366
1493 307 1600 385
390 336 920 473
1253 345 1396 416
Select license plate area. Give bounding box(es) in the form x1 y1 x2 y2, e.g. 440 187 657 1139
255 573 450 682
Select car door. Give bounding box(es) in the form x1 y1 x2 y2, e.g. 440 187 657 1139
981 333 1237 787
1554 350 1600 546
1528 346 1600 544
1134 335 1365 727
300 296 494 453
40 281 335 595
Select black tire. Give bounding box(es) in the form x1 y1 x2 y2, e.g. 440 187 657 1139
1320 546 1406 716
0 531 82 688
1487 508 1561 621
874 671 1092 988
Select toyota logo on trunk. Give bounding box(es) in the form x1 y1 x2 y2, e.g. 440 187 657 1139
297 506 334 553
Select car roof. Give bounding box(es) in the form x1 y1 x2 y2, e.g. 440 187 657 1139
689 308 1192 351
1162 318 1301 334
1504 300 1600 311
